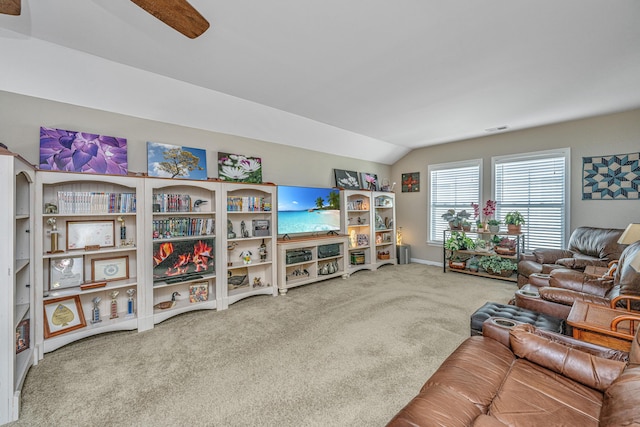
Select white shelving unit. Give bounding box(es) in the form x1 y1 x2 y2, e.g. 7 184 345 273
341 190 375 275
0 148 35 425
34 171 146 356
372 191 397 268
145 178 221 326
276 234 349 294
221 182 277 308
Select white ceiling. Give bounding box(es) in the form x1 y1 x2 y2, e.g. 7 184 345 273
1 0 640 164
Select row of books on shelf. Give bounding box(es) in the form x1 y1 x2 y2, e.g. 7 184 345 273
55 191 136 214
347 199 368 211
152 194 193 213
226 196 271 212
152 217 215 238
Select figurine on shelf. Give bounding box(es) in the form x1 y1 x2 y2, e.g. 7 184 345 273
258 239 267 261
241 220 249 238
154 291 180 310
193 199 207 212
253 277 264 287
227 219 236 239
240 250 252 265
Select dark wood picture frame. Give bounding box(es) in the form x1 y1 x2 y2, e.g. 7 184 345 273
91 255 130 282
43 295 87 338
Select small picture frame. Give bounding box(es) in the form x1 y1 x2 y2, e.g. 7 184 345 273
49 256 84 290
252 219 270 237
91 255 129 282
189 282 209 303
43 295 87 338
334 169 361 190
401 172 420 193
359 172 379 191
67 220 115 250
16 319 29 354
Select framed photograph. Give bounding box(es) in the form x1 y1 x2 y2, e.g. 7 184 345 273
49 256 84 290
43 296 86 338
91 255 129 282
359 172 378 191
189 282 209 303
147 141 208 180
218 152 262 183
66 220 115 250
334 169 361 190
401 172 420 192
16 319 29 354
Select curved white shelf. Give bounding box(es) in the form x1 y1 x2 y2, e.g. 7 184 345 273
226 285 276 306
43 314 138 353
153 299 218 324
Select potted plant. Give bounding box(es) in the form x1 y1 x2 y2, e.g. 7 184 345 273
441 209 471 230
444 231 476 251
461 220 472 232
504 211 525 234
494 237 517 255
487 219 500 233
477 255 517 277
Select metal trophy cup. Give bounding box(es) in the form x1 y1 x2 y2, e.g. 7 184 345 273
91 297 102 324
110 291 119 319
47 217 64 254
126 289 136 316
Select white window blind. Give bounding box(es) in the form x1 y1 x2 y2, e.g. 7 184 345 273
429 160 481 242
494 150 569 251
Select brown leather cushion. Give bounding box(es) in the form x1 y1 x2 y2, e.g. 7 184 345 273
599 367 640 426
617 241 640 296
488 359 603 426
568 226 625 260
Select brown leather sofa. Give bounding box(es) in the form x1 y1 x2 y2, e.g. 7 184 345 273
517 226 626 288
387 320 640 426
516 241 640 319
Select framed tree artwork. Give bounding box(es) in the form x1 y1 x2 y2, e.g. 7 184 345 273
147 142 207 180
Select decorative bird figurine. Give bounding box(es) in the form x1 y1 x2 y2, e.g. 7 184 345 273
193 199 208 212
154 291 180 310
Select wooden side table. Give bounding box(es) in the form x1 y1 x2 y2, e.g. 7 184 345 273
566 301 639 352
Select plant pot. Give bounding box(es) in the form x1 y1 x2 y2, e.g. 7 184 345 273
494 246 516 256
488 225 500 233
485 268 513 277
507 224 521 234
449 222 462 230
449 261 466 270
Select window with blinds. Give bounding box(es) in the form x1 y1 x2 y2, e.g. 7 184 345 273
493 149 569 251
429 160 481 243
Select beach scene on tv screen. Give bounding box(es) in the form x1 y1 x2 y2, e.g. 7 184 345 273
278 186 341 235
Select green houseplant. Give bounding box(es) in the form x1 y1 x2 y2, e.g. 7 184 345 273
487 219 500 233
444 231 476 251
477 255 517 277
504 211 525 234
441 209 471 230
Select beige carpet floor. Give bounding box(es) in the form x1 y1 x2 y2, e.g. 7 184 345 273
11 264 516 427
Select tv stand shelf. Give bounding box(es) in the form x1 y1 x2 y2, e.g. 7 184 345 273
277 235 349 295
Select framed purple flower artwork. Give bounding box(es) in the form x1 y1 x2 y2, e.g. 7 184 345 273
39 127 128 175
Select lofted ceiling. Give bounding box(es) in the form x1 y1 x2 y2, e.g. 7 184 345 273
1 1 640 164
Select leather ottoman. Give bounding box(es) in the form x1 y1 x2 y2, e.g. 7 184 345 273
470 301 565 336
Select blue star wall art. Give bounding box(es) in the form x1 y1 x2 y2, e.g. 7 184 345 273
583 152 639 200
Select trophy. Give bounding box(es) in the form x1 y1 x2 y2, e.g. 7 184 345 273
47 217 64 254
110 291 119 319
117 216 126 242
126 289 136 316
91 297 102 324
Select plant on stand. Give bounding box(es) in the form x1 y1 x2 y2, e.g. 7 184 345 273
504 211 525 234
441 209 471 230
487 219 501 233
444 231 475 269
477 255 517 277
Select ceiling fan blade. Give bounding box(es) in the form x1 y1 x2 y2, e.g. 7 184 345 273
131 0 210 39
0 0 21 16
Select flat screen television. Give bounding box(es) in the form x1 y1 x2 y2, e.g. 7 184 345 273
152 238 215 283
277 185 341 236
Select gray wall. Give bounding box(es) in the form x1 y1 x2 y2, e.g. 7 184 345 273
392 108 640 264
0 91 390 188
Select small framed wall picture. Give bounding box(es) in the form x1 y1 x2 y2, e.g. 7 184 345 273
66 220 115 250
401 172 420 192
43 296 87 338
359 172 378 191
334 169 361 190
16 319 29 354
91 256 129 282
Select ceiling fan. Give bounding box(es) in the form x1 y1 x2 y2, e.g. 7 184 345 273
0 0 210 39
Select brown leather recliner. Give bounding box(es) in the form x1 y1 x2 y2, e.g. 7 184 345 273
387 320 640 426
517 226 626 287
516 241 640 319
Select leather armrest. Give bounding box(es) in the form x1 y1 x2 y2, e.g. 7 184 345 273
539 287 611 307
549 270 614 296
556 257 609 270
510 325 626 391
